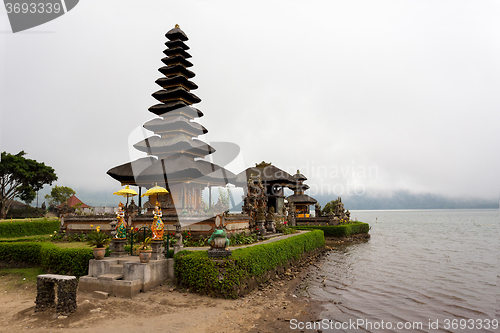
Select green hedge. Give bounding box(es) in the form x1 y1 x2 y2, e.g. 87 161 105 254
0 218 59 238
0 242 93 277
293 222 369 237
175 230 325 298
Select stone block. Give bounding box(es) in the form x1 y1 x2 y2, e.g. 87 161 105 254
93 291 109 300
35 274 78 315
88 258 118 277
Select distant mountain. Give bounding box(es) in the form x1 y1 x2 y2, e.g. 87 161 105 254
314 191 499 210
30 187 498 210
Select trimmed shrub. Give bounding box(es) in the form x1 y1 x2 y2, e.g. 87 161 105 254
0 242 44 265
40 244 93 277
0 242 92 277
175 230 325 298
293 222 369 237
0 218 59 238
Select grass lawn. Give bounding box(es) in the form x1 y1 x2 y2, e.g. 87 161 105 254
0 217 59 223
52 242 92 249
0 234 52 242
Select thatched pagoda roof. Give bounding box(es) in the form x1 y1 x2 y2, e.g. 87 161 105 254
293 171 307 181
152 87 200 104
286 194 317 205
165 25 188 41
107 157 158 185
233 165 294 186
155 75 198 91
133 135 215 157
164 39 189 50
287 183 310 191
143 116 207 136
137 155 235 187
149 101 193 115
163 47 191 58
158 64 195 78
161 55 193 68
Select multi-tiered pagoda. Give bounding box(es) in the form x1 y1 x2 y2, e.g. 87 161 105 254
286 170 317 218
107 25 235 216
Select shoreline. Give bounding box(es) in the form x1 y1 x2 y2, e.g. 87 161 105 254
325 233 371 245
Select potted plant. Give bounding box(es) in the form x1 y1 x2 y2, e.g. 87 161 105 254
138 237 152 263
86 225 110 260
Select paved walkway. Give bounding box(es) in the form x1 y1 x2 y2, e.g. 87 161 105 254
182 230 309 251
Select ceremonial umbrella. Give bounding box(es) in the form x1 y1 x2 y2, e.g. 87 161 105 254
113 185 138 208
141 184 169 197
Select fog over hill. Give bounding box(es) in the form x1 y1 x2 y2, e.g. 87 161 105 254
32 186 497 211
315 191 499 210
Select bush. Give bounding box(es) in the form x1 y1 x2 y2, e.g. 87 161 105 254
40 244 93 277
0 242 44 265
175 230 325 298
293 222 369 237
0 218 59 238
0 241 92 277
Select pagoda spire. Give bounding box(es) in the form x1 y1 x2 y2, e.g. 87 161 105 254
133 24 215 160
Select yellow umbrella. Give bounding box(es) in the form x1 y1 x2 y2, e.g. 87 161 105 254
113 185 138 207
113 185 138 197
141 184 169 197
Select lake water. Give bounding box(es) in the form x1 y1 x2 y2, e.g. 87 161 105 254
299 209 498 332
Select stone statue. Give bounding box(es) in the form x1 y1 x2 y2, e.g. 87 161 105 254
128 199 138 213
315 203 322 217
288 202 296 227
207 215 231 257
243 176 267 233
115 203 127 239
208 229 230 250
151 201 164 240
266 206 276 233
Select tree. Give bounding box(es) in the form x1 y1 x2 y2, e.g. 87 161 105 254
321 198 339 216
216 187 231 208
44 185 75 206
0 151 57 219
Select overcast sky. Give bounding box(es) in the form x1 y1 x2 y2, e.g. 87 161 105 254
1 0 499 205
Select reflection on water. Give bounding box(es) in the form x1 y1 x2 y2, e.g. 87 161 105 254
300 209 498 333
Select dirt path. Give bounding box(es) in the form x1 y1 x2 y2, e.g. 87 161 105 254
0 252 331 333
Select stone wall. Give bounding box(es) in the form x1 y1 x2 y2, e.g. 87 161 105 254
295 216 340 226
62 213 252 238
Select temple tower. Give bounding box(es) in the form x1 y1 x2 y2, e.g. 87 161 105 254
107 25 234 216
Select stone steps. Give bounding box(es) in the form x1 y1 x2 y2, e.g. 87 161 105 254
109 264 124 275
97 273 123 281
262 233 281 240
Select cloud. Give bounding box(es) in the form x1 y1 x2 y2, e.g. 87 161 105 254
1 0 498 203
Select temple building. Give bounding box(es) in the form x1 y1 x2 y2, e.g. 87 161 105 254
234 162 295 218
107 25 235 216
286 170 317 218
